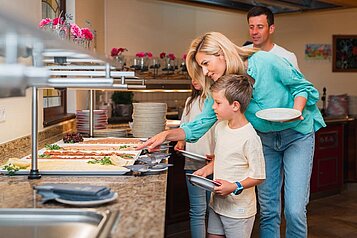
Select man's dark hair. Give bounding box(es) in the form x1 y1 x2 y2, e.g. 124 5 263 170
247 6 274 26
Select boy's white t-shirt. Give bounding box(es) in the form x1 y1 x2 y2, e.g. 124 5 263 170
210 121 265 219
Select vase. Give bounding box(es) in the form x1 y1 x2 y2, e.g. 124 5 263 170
114 55 126 70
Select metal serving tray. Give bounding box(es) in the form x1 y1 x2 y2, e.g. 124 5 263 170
0 208 119 238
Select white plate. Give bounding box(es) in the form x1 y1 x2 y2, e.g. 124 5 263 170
255 108 302 122
148 167 168 172
178 150 206 162
186 174 221 192
55 192 118 207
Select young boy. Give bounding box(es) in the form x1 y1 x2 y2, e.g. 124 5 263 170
194 74 266 238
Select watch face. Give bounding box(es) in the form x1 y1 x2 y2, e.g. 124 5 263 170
234 188 243 195
233 182 243 195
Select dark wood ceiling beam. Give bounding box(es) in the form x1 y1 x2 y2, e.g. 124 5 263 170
318 0 357 7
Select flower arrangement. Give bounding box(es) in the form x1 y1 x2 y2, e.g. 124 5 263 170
38 15 94 48
135 52 153 58
160 52 176 60
160 52 177 72
111 48 127 57
111 48 128 70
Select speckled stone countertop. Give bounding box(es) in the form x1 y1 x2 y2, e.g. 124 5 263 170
0 173 167 238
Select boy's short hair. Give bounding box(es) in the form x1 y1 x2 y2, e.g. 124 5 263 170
247 6 274 26
210 74 253 113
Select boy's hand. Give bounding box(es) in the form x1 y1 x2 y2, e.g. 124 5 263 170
193 168 207 177
213 179 237 197
174 141 185 151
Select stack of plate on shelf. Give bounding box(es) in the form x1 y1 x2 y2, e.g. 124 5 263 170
93 128 127 138
131 103 167 138
76 110 108 134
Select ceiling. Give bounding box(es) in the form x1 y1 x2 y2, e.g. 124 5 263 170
175 0 357 14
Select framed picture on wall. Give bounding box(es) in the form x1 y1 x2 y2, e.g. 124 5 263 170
333 35 357 72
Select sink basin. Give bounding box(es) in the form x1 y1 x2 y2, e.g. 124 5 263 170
0 208 119 238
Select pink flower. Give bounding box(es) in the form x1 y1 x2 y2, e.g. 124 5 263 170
136 52 146 58
52 17 64 26
182 53 187 60
38 18 51 28
118 48 127 53
70 23 82 38
81 28 93 40
168 53 176 60
111 48 127 57
160 52 166 59
111 48 119 57
146 52 153 58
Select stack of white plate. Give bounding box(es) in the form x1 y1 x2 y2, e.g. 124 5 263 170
131 103 167 138
76 110 108 134
94 128 127 138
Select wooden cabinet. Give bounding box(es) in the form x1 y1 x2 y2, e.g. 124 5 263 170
311 124 344 196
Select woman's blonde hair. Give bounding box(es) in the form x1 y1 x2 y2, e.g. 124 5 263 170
186 32 258 97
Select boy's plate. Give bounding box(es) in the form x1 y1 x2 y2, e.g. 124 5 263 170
186 174 221 192
255 108 301 122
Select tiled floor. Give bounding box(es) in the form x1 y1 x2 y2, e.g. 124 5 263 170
166 184 357 238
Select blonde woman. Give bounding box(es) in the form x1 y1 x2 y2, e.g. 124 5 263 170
139 32 325 237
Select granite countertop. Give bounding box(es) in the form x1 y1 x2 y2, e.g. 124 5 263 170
0 173 167 238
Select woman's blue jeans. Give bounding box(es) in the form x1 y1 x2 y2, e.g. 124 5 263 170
185 170 211 238
257 129 315 238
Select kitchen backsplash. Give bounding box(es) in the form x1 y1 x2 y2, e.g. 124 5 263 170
0 119 76 164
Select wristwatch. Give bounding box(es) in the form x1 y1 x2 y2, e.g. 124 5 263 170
232 181 244 195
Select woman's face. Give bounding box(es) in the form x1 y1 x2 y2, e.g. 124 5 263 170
195 52 226 82
191 79 202 90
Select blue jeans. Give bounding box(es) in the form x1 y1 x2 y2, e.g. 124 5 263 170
257 129 315 238
185 170 211 238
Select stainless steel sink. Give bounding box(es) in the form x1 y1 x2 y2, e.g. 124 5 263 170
0 208 119 238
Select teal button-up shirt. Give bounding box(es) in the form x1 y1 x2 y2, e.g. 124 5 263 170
181 51 326 143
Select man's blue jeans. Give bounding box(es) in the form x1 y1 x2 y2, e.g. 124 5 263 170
257 129 315 238
185 170 211 238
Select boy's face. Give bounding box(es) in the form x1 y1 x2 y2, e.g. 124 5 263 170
212 90 235 121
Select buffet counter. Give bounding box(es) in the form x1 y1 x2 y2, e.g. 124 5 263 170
0 173 167 238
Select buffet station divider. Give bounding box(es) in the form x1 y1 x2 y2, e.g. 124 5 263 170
0 9 155 179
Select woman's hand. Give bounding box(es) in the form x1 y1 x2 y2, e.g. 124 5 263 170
136 128 186 151
293 96 307 120
213 179 237 197
136 131 169 151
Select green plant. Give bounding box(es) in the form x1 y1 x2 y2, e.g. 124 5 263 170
111 91 133 105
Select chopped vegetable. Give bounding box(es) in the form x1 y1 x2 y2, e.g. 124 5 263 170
45 144 61 150
39 154 51 158
3 163 20 176
87 156 113 165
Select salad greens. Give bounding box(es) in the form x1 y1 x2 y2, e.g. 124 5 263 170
87 156 113 165
45 144 61 150
3 163 20 176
